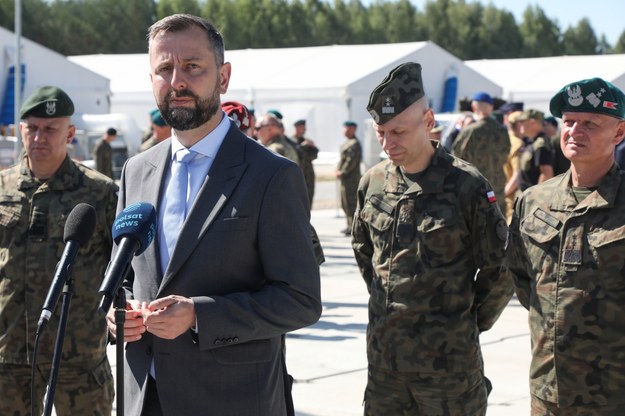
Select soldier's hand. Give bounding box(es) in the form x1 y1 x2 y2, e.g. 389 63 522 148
106 299 148 342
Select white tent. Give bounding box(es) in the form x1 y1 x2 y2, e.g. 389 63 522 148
70 42 500 153
0 26 110 124
465 54 625 114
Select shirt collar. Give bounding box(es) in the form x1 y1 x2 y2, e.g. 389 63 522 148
169 111 230 160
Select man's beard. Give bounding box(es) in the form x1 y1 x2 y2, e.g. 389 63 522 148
159 87 220 131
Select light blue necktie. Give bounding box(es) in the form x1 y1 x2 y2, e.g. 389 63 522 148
163 148 196 258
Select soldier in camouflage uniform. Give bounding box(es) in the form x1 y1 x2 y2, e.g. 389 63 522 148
0 86 117 415
336 120 362 235
256 113 301 165
138 110 171 153
352 62 513 416
294 119 319 207
451 91 510 215
507 77 625 415
516 109 555 191
92 127 117 179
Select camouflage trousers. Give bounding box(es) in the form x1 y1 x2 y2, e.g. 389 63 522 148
364 366 489 416
0 356 114 416
531 395 625 416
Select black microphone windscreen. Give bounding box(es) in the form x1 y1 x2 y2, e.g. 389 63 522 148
63 203 97 245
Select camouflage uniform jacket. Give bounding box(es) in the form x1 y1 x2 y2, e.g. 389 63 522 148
138 136 157 153
93 138 113 179
338 137 362 186
295 135 319 202
451 116 510 214
352 142 513 373
507 165 625 407
518 133 554 191
0 155 118 365
267 135 300 166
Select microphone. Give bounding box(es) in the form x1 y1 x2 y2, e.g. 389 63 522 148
98 202 156 314
37 203 96 333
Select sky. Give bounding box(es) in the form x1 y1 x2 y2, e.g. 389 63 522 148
375 0 624 46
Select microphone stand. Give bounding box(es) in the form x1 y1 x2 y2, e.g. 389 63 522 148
114 287 126 416
43 278 74 416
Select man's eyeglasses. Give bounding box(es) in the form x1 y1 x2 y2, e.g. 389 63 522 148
255 123 274 130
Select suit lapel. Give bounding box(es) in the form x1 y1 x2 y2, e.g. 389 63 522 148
141 142 171 289
159 128 249 292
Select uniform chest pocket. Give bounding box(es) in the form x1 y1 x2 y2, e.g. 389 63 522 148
360 195 394 232
417 206 463 268
587 225 625 291
0 195 24 229
520 210 560 276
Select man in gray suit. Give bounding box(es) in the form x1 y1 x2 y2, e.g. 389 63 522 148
106 14 322 415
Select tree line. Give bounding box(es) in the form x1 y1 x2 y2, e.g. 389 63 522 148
1 0 624 59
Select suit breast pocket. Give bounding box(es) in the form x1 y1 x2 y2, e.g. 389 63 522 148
211 217 250 233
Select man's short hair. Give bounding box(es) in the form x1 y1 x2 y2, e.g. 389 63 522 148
148 14 225 67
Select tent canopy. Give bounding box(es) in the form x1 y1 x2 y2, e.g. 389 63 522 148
465 54 625 114
71 42 500 153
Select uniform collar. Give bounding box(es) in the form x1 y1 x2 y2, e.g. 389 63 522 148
384 141 448 195
18 154 80 192
550 164 622 211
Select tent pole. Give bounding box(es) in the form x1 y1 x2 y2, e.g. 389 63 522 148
14 0 22 146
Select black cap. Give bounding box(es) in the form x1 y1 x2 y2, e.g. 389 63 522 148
367 62 424 125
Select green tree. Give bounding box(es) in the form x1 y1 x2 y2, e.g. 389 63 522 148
562 18 598 55
18 0 52 50
475 6 523 59
0 0 13 30
157 0 201 19
0 0 615 59
446 0 483 59
518 5 561 57
615 30 625 53
344 0 376 44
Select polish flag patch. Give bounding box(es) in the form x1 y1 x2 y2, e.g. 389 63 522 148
487 191 497 203
603 101 618 110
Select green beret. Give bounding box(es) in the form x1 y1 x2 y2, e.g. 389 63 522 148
550 77 625 120
151 110 167 127
343 120 357 127
367 62 424 125
20 86 74 119
267 109 283 120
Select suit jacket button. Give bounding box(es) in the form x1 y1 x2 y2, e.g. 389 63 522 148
214 339 222 346
233 337 239 343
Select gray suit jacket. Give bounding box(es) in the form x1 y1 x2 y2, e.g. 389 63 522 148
116 122 322 415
